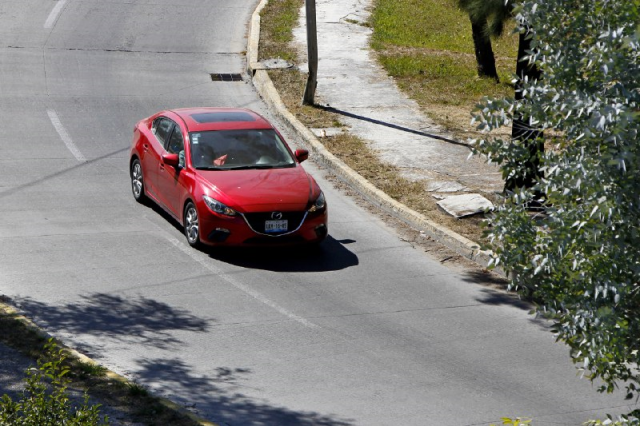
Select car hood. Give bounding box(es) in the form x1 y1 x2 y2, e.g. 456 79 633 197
196 166 315 213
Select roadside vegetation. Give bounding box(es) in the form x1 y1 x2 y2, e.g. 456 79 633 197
474 0 640 423
259 0 518 243
0 307 199 426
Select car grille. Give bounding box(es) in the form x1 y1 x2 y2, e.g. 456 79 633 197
243 211 307 236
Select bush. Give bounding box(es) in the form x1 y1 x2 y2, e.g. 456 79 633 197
0 340 108 425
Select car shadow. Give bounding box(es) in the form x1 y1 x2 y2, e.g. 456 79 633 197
207 235 359 272
142 202 359 272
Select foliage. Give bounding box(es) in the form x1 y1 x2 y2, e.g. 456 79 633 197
586 413 640 425
0 340 108 425
472 0 640 407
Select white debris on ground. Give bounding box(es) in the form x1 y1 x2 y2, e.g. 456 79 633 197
310 127 344 138
436 194 494 218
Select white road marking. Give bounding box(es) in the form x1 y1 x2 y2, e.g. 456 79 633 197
148 219 319 329
44 0 67 29
47 110 86 162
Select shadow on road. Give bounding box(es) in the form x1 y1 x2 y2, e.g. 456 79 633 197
461 270 556 331
135 357 354 426
209 235 359 272
460 270 531 311
16 294 212 350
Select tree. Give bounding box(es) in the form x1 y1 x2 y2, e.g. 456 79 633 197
472 0 640 416
457 0 507 82
458 0 545 194
457 0 499 81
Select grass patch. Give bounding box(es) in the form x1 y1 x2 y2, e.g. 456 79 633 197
75 362 108 379
370 0 516 57
377 52 514 105
370 0 518 137
259 0 302 62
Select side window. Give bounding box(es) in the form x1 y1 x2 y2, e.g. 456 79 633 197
152 118 174 146
166 125 184 155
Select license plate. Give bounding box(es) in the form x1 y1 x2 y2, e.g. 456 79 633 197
265 219 288 233
264 220 289 232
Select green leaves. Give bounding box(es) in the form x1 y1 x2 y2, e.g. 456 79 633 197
0 339 108 426
472 0 640 418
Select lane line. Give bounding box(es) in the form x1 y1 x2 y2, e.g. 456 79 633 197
147 219 319 329
44 0 67 29
47 110 86 162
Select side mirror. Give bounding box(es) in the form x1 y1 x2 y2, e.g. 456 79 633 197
295 149 309 163
162 153 180 168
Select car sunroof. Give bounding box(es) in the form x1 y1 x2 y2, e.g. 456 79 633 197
190 112 255 123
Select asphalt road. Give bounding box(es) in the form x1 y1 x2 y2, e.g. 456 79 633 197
0 1 635 425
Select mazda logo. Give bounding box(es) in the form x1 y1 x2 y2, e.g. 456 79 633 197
271 211 283 220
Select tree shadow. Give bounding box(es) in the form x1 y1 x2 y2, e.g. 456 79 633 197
460 270 532 311
16 294 212 350
474 287 532 311
209 236 359 272
134 357 354 426
461 271 556 330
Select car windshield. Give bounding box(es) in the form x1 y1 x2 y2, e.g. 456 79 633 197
189 129 296 170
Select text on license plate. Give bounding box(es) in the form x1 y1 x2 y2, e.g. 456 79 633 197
265 220 288 233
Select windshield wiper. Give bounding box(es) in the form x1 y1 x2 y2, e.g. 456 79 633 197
224 164 277 170
195 166 224 170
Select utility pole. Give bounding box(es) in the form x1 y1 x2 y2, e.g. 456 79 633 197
302 0 318 105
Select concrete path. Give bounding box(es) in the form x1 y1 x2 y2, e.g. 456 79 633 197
292 0 504 196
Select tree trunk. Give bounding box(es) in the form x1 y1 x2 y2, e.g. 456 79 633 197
505 30 544 197
471 18 499 81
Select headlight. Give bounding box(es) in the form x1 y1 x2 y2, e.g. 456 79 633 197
203 195 237 216
308 191 326 213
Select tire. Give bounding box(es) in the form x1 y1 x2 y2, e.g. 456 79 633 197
130 159 146 203
184 202 201 247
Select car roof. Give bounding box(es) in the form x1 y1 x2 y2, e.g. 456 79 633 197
169 107 274 132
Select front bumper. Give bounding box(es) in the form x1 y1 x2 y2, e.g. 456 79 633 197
199 209 328 246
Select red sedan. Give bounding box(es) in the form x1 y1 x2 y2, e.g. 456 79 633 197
129 107 328 247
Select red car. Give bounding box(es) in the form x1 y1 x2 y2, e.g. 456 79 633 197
129 107 327 247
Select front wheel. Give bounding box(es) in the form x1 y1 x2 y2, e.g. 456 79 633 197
184 202 201 247
130 159 146 203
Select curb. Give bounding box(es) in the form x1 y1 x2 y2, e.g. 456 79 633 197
247 0 499 273
0 302 218 426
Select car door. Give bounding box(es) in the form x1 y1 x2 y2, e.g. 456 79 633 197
142 117 174 201
157 122 187 218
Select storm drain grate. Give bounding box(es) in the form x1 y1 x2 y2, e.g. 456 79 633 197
210 73 243 82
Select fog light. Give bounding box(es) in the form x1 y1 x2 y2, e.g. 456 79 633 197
314 224 328 239
209 228 230 242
